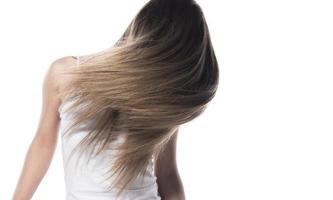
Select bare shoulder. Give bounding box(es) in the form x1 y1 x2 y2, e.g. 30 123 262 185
51 55 76 65
49 56 78 101
50 55 77 73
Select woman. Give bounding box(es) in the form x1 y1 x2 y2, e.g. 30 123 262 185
12 0 219 199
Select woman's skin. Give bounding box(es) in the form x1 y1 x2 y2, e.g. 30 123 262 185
12 56 185 200
154 127 186 200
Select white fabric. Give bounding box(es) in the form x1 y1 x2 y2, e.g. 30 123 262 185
58 56 161 200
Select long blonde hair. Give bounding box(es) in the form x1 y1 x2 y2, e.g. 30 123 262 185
59 0 219 197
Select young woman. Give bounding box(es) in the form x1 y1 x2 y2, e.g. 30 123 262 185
12 0 219 199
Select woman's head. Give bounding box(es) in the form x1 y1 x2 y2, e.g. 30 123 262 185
59 0 219 197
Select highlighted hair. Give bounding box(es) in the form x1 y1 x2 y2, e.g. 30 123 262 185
59 0 219 197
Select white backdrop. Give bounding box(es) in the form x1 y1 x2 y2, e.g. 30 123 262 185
1 0 332 199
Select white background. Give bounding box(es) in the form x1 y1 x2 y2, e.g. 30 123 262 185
1 0 332 199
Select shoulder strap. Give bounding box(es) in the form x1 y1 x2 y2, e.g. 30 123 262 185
72 56 80 67
76 56 80 67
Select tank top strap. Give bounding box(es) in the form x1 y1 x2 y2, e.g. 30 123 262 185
72 56 80 67
76 56 80 67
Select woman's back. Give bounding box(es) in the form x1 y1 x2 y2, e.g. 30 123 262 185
58 56 162 200
12 0 217 199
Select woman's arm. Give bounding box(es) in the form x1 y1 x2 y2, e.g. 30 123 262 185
154 128 186 200
12 58 64 200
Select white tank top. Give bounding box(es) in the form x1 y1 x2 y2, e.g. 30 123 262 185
58 56 162 200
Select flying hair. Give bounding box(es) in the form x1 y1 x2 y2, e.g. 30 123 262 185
58 0 219 197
